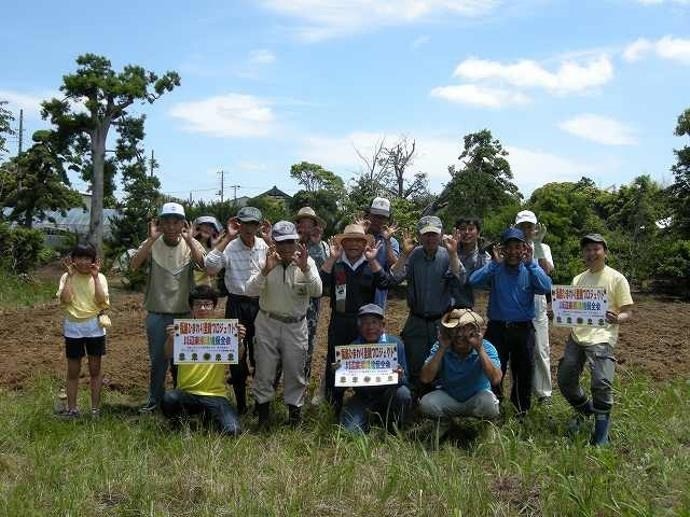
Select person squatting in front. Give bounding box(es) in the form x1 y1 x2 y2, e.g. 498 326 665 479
130 202 206 412
204 206 270 415
161 285 245 436
557 233 633 446
56 243 110 418
339 304 412 434
245 221 323 428
469 228 552 416
419 308 502 421
319 223 393 411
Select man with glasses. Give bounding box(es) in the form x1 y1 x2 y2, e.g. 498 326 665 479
419 309 502 420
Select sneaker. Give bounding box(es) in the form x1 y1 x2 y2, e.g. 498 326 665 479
139 402 158 413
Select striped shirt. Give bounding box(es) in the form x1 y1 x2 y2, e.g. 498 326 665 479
205 237 268 296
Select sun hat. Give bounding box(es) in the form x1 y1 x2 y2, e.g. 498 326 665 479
294 206 325 227
333 224 375 247
441 308 484 329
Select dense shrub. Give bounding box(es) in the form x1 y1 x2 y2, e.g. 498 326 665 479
0 223 44 273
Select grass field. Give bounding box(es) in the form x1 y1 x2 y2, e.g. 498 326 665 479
0 372 688 516
0 274 55 308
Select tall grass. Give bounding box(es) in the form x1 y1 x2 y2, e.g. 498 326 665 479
0 273 55 308
0 371 688 516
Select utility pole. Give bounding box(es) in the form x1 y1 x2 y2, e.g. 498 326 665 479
17 109 23 154
218 169 224 204
229 184 241 206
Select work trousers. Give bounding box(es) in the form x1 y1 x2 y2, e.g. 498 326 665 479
532 295 552 398
485 320 535 414
253 311 308 407
145 311 189 406
161 389 241 436
401 314 441 390
340 385 412 434
557 338 615 413
305 297 321 382
419 389 500 420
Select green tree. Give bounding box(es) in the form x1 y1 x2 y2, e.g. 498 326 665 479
438 130 522 224
41 53 180 249
0 100 15 159
0 130 82 228
670 107 690 237
290 161 345 195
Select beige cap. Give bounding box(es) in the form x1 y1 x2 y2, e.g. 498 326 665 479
441 308 484 329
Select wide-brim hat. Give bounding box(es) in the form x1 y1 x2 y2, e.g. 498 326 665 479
334 224 375 247
441 308 485 329
294 206 325 227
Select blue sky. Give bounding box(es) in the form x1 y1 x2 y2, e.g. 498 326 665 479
1 0 689 203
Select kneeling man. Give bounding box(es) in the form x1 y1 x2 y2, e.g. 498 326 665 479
340 304 412 434
419 308 502 420
162 285 244 436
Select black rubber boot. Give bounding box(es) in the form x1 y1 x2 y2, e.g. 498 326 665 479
287 405 302 427
256 402 270 429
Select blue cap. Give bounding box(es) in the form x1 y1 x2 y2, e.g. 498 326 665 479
501 227 526 244
358 303 384 319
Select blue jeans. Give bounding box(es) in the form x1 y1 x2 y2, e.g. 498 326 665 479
340 385 412 434
146 312 189 406
161 390 241 436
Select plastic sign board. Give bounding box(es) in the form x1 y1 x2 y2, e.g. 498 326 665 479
552 285 608 327
334 342 399 387
173 319 239 364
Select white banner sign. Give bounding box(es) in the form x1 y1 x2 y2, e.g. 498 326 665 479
173 319 239 364
334 342 399 387
552 285 608 327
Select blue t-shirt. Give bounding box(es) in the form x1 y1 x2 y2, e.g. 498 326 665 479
424 339 500 402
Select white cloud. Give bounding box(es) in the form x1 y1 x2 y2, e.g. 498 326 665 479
411 35 431 50
430 84 530 108
0 89 57 119
261 0 500 41
623 36 690 64
169 94 274 138
558 114 638 146
453 55 614 94
248 49 276 65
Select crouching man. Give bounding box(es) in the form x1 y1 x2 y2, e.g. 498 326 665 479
162 285 245 436
339 304 412 434
419 309 502 421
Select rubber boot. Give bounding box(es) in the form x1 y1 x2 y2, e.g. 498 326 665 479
233 384 247 415
591 413 611 446
567 399 594 436
256 402 270 429
287 405 302 428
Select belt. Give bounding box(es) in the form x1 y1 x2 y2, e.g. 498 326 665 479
228 293 259 303
260 309 306 324
490 320 532 328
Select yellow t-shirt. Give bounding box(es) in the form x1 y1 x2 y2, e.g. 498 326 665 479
177 363 228 398
57 272 110 320
571 265 633 347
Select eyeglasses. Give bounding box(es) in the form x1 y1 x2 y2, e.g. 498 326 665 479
193 302 215 310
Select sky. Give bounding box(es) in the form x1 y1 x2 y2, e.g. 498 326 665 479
1 0 689 203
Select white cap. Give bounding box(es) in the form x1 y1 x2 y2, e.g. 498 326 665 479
369 197 391 217
159 202 185 219
515 210 538 225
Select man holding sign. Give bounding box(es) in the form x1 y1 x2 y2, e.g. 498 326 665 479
338 304 412 434
557 234 633 446
161 286 245 436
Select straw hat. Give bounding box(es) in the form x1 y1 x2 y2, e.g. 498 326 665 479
333 224 375 247
294 206 325 227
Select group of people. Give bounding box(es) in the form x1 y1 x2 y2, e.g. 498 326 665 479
56 196 633 446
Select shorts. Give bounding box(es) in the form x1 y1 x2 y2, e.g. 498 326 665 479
65 336 106 359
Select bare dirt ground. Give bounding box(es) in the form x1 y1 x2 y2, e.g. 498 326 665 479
0 277 688 393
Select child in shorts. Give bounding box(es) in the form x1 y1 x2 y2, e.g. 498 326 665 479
56 244 110 418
